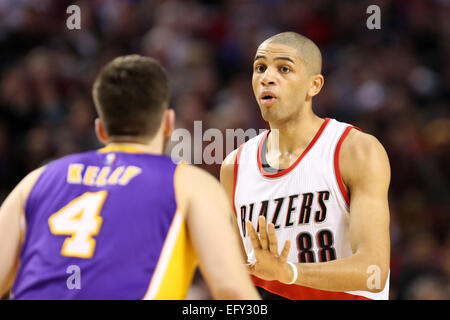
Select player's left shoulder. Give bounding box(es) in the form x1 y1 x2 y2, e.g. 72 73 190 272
18 166 47 203
340 128 390 184
342 128 389 164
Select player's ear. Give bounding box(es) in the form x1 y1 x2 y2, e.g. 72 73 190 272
163 108 175 138
95 118 108 144
307 74 324 98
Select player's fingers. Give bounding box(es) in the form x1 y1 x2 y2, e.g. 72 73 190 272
267 222 278 254
258 216 268 250
246 220 261 250
280 240 291 262
246 263 256 275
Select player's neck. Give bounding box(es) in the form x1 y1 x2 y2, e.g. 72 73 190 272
105 135 165 154
267 107 324 156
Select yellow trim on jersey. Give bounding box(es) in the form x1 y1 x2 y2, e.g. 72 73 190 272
143 209 197 300
97 145 149 154
19 207 26 246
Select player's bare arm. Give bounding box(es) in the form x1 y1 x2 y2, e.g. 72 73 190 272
0 167 45 296
247 130 391 293
219 149 238 206
220 149 248 261
175 163 260 299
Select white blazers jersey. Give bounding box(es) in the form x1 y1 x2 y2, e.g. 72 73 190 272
233 118 389 300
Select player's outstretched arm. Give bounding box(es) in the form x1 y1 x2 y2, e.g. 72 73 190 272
220 149 247 261
247 130 391 293
175 163 260 300
0 167 45 296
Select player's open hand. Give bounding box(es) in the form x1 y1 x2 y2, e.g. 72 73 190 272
246 216 293 283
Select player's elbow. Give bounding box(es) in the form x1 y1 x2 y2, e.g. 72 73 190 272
362 258 389 293
370 268 389 293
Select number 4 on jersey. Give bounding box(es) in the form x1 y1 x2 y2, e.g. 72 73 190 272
48 191 107 258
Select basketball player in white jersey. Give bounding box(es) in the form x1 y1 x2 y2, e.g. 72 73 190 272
221 32 391 300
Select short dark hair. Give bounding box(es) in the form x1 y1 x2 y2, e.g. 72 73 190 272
93 54 170 139
262 32 322 75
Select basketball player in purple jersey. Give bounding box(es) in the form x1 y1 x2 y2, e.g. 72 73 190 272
0 55 260 300
221 32 391 299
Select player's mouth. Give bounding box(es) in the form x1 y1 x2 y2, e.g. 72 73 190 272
260 92 277 107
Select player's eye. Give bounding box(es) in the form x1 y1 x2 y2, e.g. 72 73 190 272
255 64 266 73
280 65 290 73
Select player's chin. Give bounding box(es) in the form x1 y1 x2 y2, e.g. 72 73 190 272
260 107 280 123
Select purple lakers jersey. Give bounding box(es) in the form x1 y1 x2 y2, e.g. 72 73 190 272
12 145 197 299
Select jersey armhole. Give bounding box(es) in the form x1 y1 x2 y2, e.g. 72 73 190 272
333 126 361 208
173 160 188 221
22 166 48 240
232 144 245 217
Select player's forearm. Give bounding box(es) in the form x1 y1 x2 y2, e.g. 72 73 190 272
288 252 389 293
211 283 261 300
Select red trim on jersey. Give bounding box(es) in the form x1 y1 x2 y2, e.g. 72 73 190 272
333 125 361 207
257 118 330 178
232 144 245 217
251 275 371 300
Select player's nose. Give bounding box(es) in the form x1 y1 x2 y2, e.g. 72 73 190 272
260 66 276 86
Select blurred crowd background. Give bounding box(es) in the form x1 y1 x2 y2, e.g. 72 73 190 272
0 0 448 300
